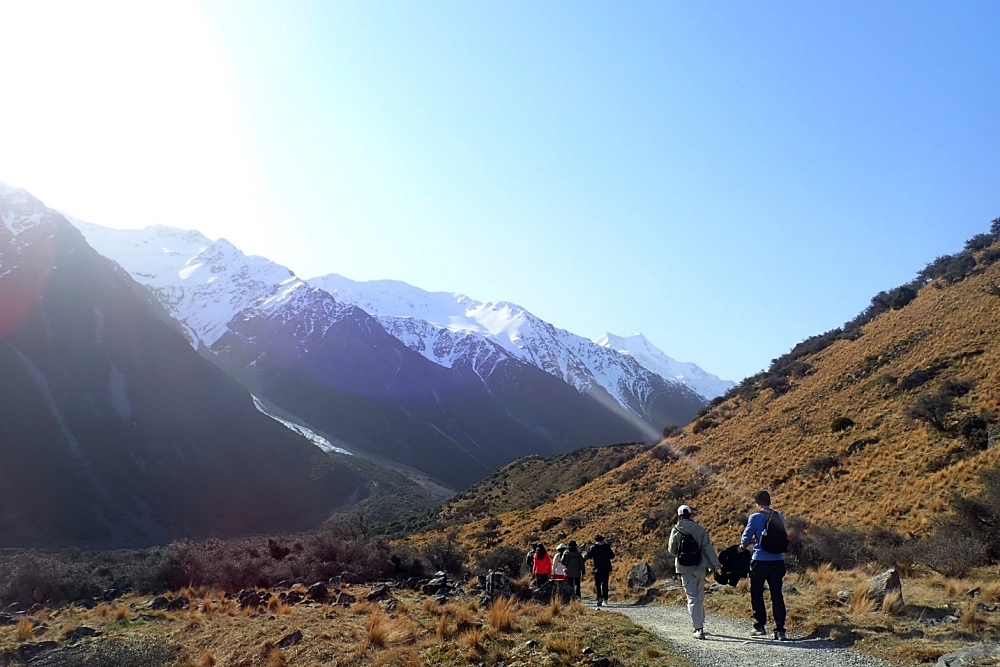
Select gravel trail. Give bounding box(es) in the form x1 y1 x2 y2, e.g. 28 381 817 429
597 601 895 667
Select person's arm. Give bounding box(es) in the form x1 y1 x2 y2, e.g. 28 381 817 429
668 527 680 556
740 513 759 550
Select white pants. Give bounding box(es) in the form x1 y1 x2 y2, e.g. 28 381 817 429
681 569 706 630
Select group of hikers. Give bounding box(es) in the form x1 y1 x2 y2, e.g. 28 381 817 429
526 489 788 641
525 534 616 606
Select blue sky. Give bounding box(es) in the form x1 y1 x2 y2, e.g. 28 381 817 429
2 1 998 381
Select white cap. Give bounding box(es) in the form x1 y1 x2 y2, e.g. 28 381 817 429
677 504 692 516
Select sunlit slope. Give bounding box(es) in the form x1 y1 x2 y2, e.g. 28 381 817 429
450 240 1000 557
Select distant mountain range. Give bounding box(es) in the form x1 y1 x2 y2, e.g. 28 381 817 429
0 183 361 548
68 217 724 488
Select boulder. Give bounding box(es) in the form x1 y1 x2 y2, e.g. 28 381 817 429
367 585 393 602
237 589 268 610
149 596 170 611
341 571 365 585
328 576 343 590
277 630 303 650
627 563 656 590
934 643 1000 667
531 580 575 605
167 596 190 611
65 626 99 641
634 587 662 606
868 569 904 613
335 592 356 608
307 583 328 603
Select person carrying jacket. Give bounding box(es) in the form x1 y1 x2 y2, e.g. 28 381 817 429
740 490 788 641
532 543 553 587
561 540 586 598
668 504 722 640
585 534 615 606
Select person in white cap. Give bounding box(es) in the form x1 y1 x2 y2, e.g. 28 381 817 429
552 543 568 582
668 504 722 640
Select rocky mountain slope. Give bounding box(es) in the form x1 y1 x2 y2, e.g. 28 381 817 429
445 223 1000 566
67 218 664 489
0 184 362 548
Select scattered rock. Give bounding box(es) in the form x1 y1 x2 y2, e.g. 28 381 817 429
634 587 662 606
845 437 879 455
17 641 58 661
0 613 15 626
934 642 1000 667
149 596 170 611
383 598 400 613
276 630 303 650
237 590 268 610
166 596 189 612
65 626 99 641
988 425 1000 449
627 563 656 590
869 569 904 613
367 584 393 602
275 580 293 590
335 592 356 608
641 517 660 534
531 580 575 605
281 590 304 606
582 646 595 655
328 575 343 590
590 656 611 667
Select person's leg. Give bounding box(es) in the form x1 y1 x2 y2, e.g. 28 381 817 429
680 571 706 631
748 561 768 631
595 571 609 602
766 561 787 632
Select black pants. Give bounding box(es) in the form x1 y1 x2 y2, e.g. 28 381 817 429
749 560 786 631
534 573 549 587
568 576 581 597
594 571 610 600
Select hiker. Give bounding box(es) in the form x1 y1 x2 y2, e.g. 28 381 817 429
740 490 789 641
532 543 553 587
668 504 722 640
552 543 568 582
585 534 615 606
561 540 586 598
524 541 538 575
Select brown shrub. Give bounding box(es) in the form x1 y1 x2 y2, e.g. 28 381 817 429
487 597 518 633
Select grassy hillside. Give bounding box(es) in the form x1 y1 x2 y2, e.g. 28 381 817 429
444 226 1000 568
382 443 648 535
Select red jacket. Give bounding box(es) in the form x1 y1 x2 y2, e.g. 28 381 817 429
533 553 553 575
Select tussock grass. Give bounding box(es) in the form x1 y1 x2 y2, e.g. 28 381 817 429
367 612 389 648
15 618 32 642
487 597 518 633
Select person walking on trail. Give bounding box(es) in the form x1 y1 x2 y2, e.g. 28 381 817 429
532 543 553 587
552 544 568 582
524 541 538 575
668 504 722 640
561 540 586 598
585 534 615 606
740 490 789 641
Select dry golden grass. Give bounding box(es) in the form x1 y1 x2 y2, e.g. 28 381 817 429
367 612 389 648
486 596 518 633
15 618 32 642
0 586 692 667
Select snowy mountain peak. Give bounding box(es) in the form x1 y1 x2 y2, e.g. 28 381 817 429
595 332 733 399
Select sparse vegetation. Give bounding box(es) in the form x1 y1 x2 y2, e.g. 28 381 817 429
830 416 855 432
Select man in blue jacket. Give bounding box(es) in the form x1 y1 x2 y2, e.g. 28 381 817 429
740 490 787 641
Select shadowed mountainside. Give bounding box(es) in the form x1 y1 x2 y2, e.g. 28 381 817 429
0 186 361 547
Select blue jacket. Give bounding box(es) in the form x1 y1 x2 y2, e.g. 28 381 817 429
740 509 786 561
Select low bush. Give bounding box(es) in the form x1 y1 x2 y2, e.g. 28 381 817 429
474 546 524 578
539 516 562 532
830 416 855 432
800 454 839 476
649 444 679 462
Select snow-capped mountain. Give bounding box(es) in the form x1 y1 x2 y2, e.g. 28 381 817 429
0 183 362 547
69 218 664 488
310 274 711 419
595 333 733 399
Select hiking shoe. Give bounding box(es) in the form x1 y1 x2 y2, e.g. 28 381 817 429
750 627 768 638
596 598 603 607
692 629 706 640
774 630 787 641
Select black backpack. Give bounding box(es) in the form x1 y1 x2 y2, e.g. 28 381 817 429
677 531 702 567
759 510 789 554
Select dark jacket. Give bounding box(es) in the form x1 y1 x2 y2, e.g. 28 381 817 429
585 540 615 573
714 544 752 586
562 549 586 578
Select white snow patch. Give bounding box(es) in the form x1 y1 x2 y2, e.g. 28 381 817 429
252 396 352 455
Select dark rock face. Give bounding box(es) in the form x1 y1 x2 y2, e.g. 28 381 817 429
627 563 656 590
0 187 362 548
